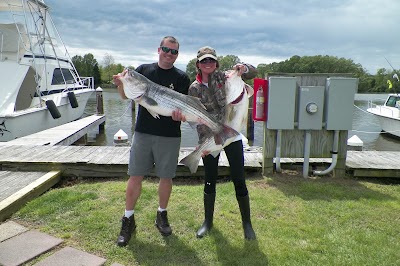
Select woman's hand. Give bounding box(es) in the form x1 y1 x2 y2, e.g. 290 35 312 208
233 64 248 76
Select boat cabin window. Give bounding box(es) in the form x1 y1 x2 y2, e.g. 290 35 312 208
52 68 75 85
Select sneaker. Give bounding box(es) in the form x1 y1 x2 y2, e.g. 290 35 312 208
117 215 136 247
155 210 172 236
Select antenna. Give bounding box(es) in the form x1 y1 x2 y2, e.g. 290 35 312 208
384 56 397 72
384 56 399 93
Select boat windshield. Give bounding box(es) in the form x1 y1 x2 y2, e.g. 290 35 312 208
52 68 76 85
386 96 400 108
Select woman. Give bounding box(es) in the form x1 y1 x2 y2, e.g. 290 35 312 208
189 46 257 240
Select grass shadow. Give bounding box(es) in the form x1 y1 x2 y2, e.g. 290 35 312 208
210 228 269 265
265 170 398 202
127 234 206 266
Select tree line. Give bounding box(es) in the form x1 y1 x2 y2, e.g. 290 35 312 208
72 53 400 93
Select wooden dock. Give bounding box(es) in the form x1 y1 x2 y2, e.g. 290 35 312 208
0 145 262 178
2 114 106 146
0 115 105 222
0 171 61 222
0 144 398 178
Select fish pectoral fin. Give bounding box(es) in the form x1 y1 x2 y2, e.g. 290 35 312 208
143 97 158 106
147 109 160 119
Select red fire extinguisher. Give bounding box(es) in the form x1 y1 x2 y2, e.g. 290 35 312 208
255 86 264 120
252 78 267 121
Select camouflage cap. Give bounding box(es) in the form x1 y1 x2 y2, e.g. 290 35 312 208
197 46 218 61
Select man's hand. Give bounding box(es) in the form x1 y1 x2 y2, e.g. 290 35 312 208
172 109 186 122
201 150 210 157
113 70 128 99
112 69 128 88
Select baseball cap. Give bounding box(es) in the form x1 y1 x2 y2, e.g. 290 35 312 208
197 46 218 61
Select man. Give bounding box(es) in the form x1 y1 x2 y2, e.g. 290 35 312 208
113 36 190 247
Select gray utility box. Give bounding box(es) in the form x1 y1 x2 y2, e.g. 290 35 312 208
298 86 325 130
324 78 358 130
266 77 297 130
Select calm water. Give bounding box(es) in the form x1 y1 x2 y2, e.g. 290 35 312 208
84 90 400 151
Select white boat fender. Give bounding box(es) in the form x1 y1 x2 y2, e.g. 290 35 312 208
67 91 79 108
45 100 61 119
347 135 363 151
114 129 129 146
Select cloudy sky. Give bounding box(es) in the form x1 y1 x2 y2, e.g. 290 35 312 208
45 0 399 74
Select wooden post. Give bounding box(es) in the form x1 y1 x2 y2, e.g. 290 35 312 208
263 128 276 176
334 130 348 177
96 87 104 115
131 100 136 126
96 87 105 132
247 101 254 142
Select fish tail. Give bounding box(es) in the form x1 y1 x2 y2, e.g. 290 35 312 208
213 125 239 145
179 152 201 174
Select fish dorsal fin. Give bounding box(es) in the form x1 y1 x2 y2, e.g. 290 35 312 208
245 84 254 98
187 95 207 110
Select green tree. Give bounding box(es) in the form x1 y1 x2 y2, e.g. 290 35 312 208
186 55 243 82
92 63 101 87
72 53 101 87
186 58 198 82
218 55 241 71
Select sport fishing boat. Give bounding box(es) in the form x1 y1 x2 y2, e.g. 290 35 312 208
0 0 94 142
367 94 400 138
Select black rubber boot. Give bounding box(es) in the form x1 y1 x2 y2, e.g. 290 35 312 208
196 193 216 238
117 215 136 247
236 194 256 240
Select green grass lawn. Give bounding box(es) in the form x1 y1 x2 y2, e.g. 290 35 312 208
13 172 400 266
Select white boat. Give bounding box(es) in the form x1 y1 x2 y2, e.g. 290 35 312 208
367 94 400 138
0 0 94 142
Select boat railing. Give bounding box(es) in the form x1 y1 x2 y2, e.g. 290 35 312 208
368 100 397 117
60 76 94 94
367 100 378 109
79 76 95 90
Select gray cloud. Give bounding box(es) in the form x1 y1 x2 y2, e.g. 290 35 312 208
46 0 400 73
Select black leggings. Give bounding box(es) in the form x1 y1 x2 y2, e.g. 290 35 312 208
202 140 248 197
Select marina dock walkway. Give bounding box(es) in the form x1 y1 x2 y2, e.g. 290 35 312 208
3 114 106 146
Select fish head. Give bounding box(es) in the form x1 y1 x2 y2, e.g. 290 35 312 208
118 69 148 99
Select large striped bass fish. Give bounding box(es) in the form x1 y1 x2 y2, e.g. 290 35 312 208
116 69 239 145
180 69 254 173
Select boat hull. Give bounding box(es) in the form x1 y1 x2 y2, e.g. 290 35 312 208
0 89 94 142
367 106 400 138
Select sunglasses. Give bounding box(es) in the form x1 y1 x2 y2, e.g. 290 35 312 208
160 46 179 55
199 58 216 64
